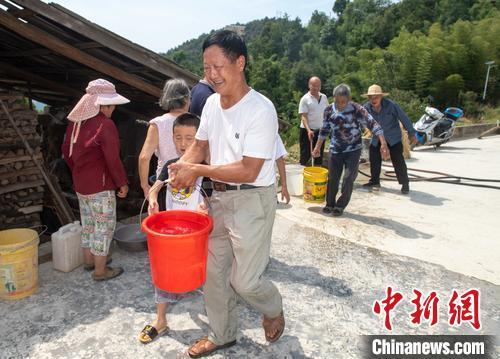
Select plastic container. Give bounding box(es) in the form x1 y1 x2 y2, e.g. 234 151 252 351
285 164 305 196
303 167 329 203
0 228 39 300
51 221 84 272
114 224 147 252
141 210 213 293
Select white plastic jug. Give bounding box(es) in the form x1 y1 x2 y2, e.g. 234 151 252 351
51 221 83 272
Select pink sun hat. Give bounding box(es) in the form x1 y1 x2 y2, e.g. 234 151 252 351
67 79 129 157
67 78 130 122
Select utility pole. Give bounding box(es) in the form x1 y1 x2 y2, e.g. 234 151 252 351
482 61 496 101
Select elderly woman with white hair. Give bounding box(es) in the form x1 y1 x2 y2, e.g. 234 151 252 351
62 78 129 281
138 79 190 209
312 83 389 216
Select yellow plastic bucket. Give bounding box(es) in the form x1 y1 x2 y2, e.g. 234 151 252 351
303 167 328 203
0 228 39 300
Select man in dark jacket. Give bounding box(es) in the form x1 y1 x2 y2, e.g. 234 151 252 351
189 76 214 117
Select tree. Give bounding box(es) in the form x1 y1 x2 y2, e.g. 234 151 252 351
438 0 475 26
434 74 465 105
386 27 422 90
469 0 500 21
308 10 329 29
320 21 337 46
165 0 499 144
333 0 349 17
415 47 432 96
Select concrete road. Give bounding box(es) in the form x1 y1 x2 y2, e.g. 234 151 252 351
1 136 499 358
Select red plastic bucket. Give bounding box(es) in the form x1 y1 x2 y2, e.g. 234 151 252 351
141 210 213 293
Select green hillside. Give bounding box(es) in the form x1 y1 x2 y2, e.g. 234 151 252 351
164 0 499 145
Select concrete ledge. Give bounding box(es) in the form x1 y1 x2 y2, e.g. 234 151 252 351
453 123 497 139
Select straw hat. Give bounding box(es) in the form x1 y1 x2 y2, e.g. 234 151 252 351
67 79 129 123
362 84 389 97
67 79 129 156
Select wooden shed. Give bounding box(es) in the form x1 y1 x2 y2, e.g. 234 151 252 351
0 0 199 228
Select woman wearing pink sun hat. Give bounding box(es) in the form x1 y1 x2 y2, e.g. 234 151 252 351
62 78 129 281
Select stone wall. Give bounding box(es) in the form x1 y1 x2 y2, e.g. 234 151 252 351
452 123 498 140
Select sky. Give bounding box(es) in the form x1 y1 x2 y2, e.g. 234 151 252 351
45 0 334 53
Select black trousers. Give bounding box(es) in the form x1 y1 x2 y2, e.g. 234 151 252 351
369 141 409 185
300 127 324 166
326 149 361 209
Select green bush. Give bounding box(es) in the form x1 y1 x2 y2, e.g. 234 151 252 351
459 91 483 118
280 125 299 147
482 106 500 123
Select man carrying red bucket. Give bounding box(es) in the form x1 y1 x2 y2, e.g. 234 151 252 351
169 30 285 358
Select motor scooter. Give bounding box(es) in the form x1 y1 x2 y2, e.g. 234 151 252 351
414 106 463 148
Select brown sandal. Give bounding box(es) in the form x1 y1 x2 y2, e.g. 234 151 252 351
263 311 285 343
92 266 124 281
188 336 236 358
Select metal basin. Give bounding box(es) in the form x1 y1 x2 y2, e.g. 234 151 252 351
113 224 147 252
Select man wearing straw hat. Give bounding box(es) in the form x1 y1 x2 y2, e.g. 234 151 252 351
362 84 417 194
168 30 284 358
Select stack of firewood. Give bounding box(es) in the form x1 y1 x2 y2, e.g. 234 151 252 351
0 92 44 229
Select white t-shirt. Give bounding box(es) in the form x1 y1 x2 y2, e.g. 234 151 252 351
298 92 329 130
149 113 178 177
166 176 203 210
197 89 278 187
275 134 287 160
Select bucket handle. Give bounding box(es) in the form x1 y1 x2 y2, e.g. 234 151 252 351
310 140 315 167
138 180 212 227
30 224 48 236
0 225 46 255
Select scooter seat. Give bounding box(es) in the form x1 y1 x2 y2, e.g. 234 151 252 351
444 107 463 120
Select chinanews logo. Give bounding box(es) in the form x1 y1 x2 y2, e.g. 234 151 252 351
372 287 481 330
